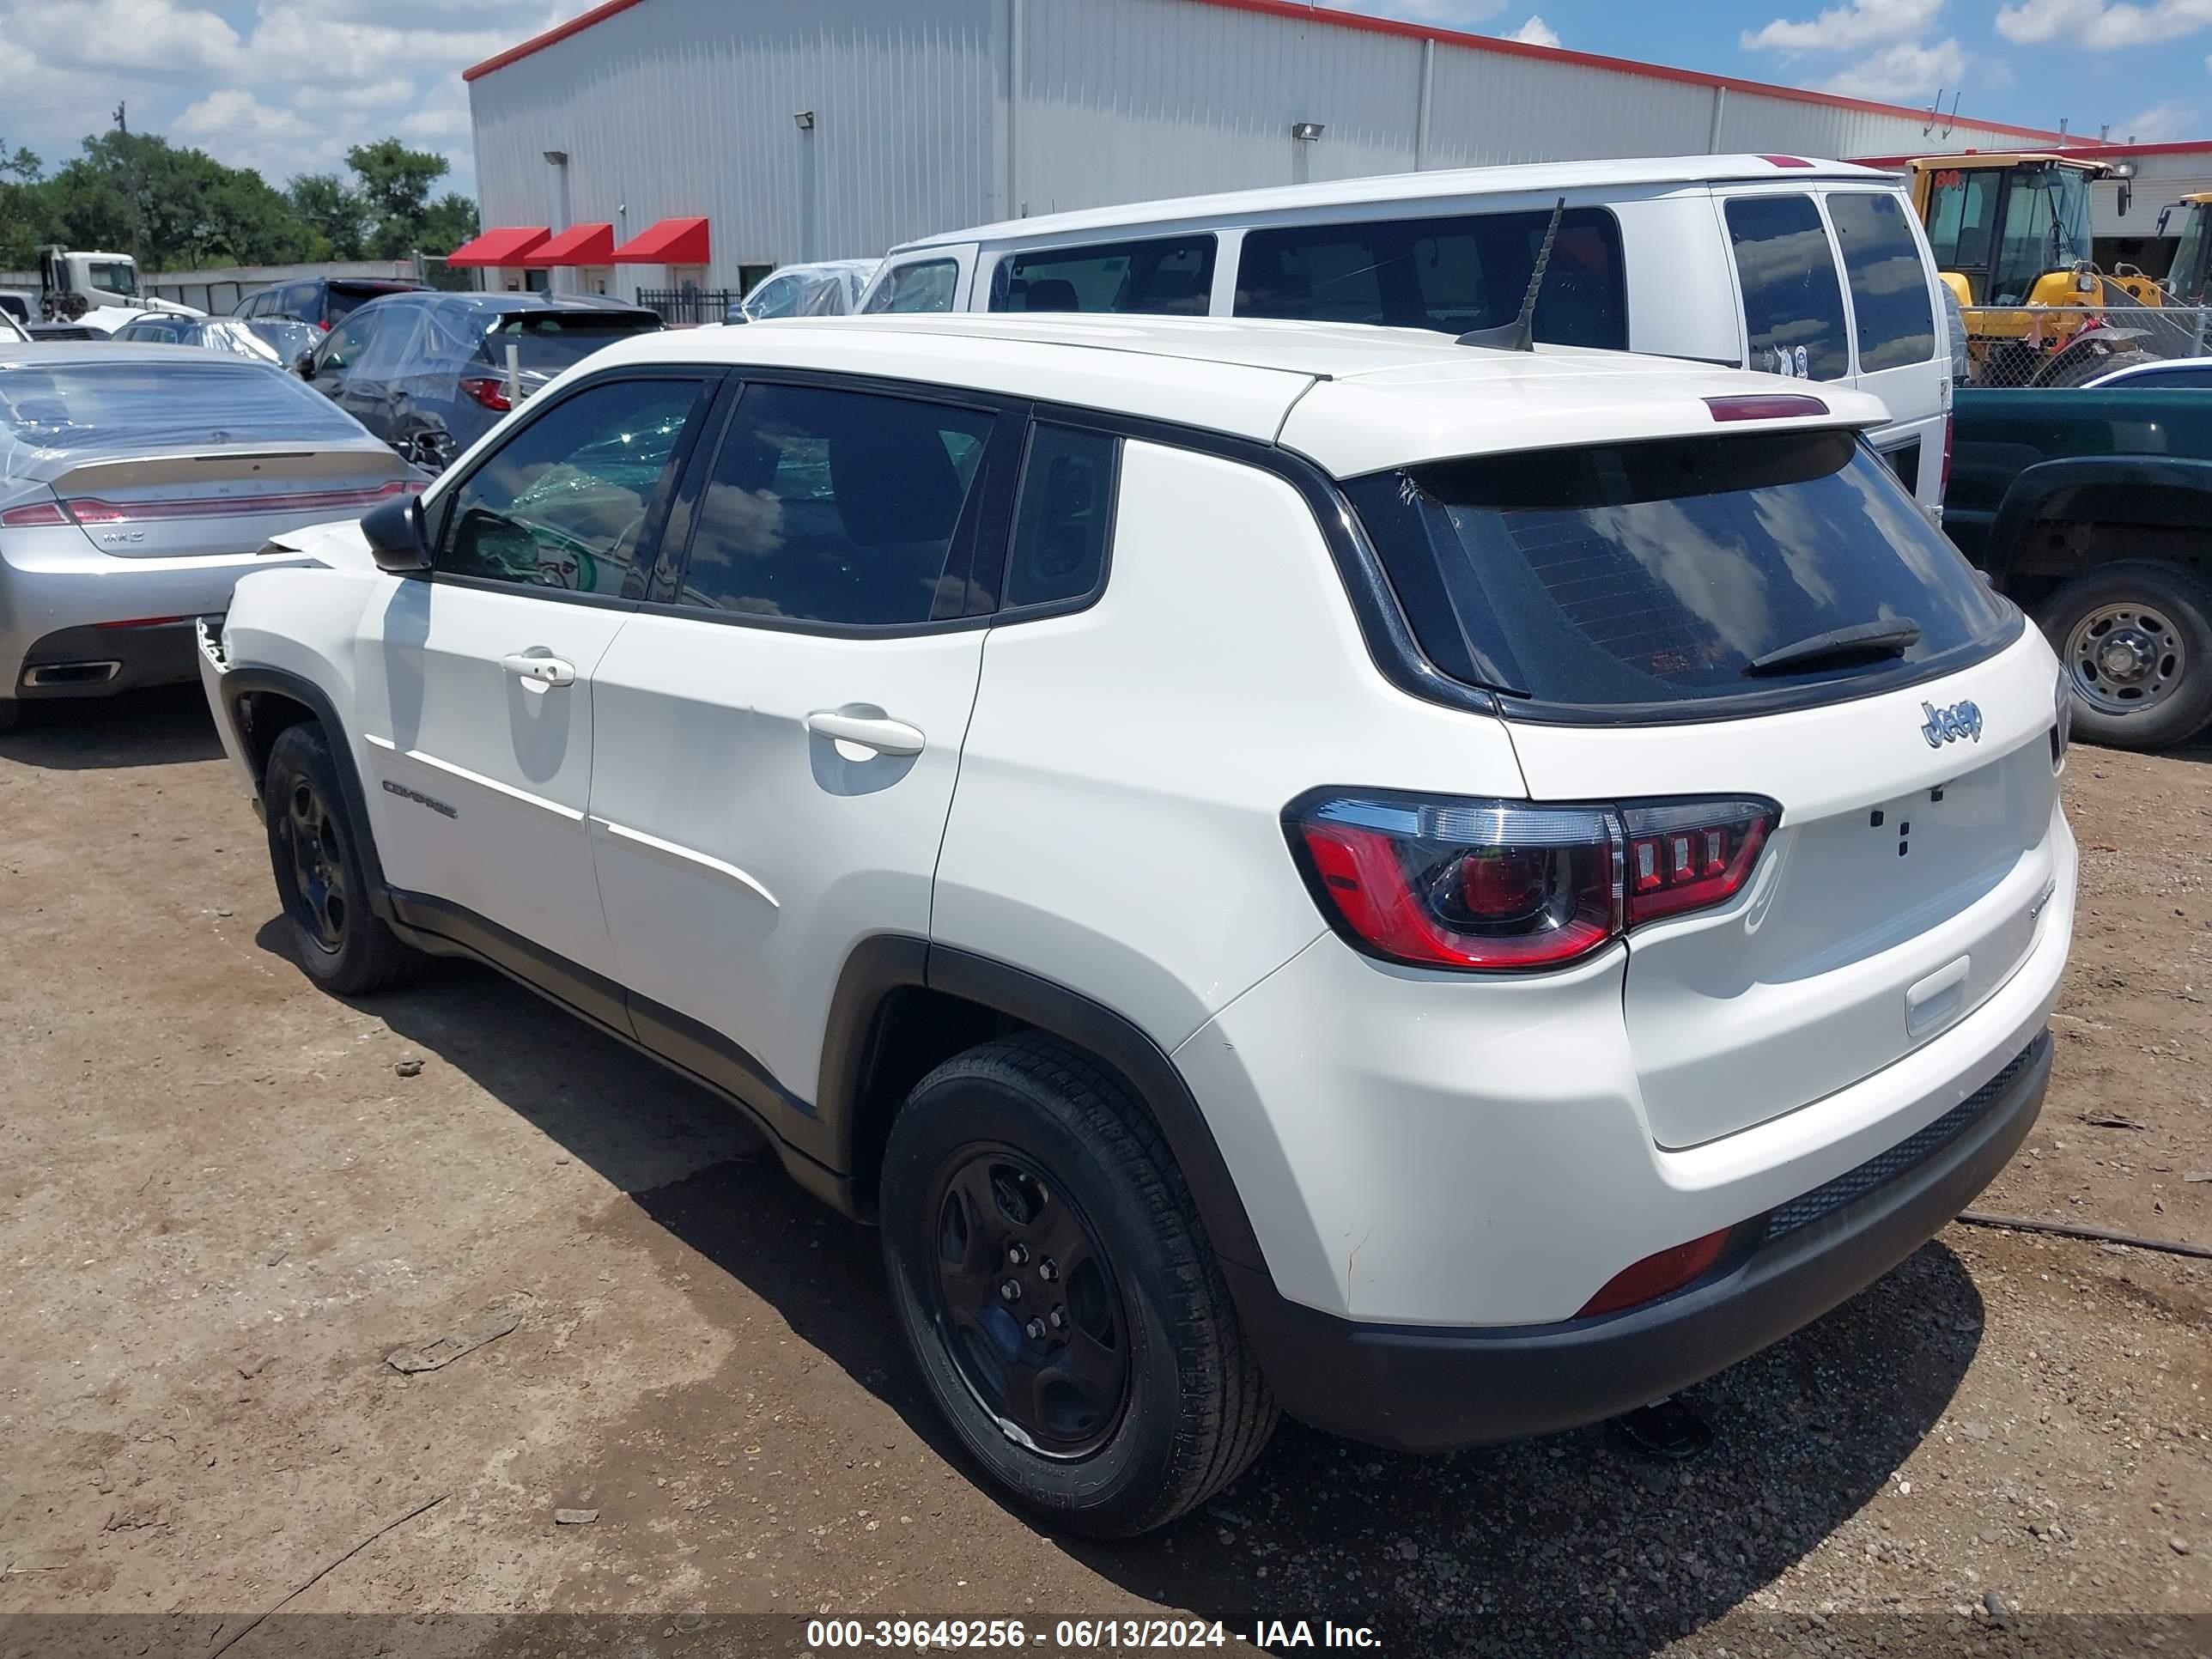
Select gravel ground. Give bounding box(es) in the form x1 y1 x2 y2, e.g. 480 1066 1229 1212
0 689 2206 1659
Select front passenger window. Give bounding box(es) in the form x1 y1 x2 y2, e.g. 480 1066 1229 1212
435 378 702 595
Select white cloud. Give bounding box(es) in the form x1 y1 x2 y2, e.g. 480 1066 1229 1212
2120 99 2201 139
1996 0 2212 47
1821 35 1968 99
1503 14 1561 46
1741 0 1945 53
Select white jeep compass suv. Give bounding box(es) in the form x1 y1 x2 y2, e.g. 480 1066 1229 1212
200 314 2075 1538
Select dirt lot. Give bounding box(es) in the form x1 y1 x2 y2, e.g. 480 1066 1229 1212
1 690 2208 1659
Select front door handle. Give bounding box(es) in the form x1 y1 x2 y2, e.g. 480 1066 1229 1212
502 652 577 694
805 708 925 757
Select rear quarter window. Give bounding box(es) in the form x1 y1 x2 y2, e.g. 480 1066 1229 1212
1827 193 1937 372
1235 207 1625 348
988 235 1215 316
1726 196 1850 381
1343 429 2015 720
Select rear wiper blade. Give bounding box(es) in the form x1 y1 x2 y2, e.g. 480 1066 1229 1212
1744 618 1922 678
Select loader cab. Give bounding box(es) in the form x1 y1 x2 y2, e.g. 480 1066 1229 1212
2163 195 2212 305
1912 155 2103 307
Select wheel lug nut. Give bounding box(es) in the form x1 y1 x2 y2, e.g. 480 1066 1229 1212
1039 1258 1059 1282
1024 1318 1046 1340
1006 1243 1030 1266
1000 1279 1021 1302
1048 1307 1066 1331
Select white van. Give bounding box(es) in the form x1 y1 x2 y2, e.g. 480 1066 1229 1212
861 155 1954 514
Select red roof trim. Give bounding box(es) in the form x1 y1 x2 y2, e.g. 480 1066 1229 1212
444 225 551 267
518 222 617 267
464 0 2065 142
609 216 710 264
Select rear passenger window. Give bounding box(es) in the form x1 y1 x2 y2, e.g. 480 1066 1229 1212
1235 208 1626 348
1003 425 1118 609
1827 193 1936 372
437 378 702 594
989 236 1215 315
1726 196 1849 381
677 383 995 626
862 260 958 314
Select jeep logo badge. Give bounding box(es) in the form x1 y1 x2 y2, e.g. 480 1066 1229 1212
1920 699 1984 749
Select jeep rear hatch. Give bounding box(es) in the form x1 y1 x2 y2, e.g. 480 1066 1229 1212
1342 428 2063 1146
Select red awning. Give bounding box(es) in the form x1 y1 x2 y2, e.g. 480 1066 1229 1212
444 225 551 267
609 216 710 264
518 222 616 268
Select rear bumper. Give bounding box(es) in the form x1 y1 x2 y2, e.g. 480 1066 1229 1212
14 618 200 698
1231 1030 2049 1453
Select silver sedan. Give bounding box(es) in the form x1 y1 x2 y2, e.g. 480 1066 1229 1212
0 342 422 728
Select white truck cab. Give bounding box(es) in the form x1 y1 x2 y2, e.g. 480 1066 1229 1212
36 247 203 330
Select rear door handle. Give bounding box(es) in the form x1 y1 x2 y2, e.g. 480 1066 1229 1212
805 708 925 757
502 653 576 694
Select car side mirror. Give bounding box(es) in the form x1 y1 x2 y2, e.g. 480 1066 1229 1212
362 493 431 575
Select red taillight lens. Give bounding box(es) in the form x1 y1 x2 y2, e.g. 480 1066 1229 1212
459 374 513 412
1941 414 1954 498
1292 796 1622 971
1577 1227 1734 1317
1705 393 1828 422
1620 799 1775 926
1288 793 1778 973
0 501 70 527
60 480 411 524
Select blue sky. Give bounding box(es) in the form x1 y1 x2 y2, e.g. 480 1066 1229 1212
0 0 2203 208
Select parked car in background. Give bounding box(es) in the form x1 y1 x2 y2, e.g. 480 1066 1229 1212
2079 357 2212 391
234 276 428 333
1947 383 2212 750
242 318 321 368
726 258 880 323
0 309 26 345
0 342 418 729
107 314 304 365
25 322 109 342
0 295 29 327
203 314 2070 1536
295 290 663 471
862 155 1955 517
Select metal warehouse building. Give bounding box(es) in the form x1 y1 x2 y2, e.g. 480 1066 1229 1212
459 0 2072 305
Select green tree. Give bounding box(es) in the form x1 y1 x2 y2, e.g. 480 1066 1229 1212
346 137 451 258
289 173 366 260
0 139 57 266
418 191 480 256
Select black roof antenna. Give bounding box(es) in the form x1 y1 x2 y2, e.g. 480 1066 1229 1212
1458 197 1565 352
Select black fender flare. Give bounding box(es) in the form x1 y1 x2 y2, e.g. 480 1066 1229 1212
816 938 1270 1278
1986 454 2212 587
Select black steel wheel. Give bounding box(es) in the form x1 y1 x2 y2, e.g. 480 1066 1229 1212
926 1145 1132 1458
262 722 428 994
2039 562 2212 751
880 1035 1276 1538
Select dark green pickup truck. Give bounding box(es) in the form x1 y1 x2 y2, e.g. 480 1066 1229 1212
1947 386 2212 750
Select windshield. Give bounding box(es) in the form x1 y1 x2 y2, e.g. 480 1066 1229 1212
0 360 366 465
1343 431 2014 719
2171 205 2209 305
87 261 139 297
1991 166 2094 304
477 312 660 373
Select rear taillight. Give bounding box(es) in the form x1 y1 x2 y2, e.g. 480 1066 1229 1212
1620 799 1773 926
1941 414 1954 498
1287 791 1779 973
59 480 412 524
459 374 513 412
0 501 70 527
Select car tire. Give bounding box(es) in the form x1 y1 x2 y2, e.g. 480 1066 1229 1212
879 1033 1277 1538
2038 561 2212 750
263 722 428 994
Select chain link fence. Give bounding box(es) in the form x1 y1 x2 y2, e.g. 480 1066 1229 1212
1958 303 2212 388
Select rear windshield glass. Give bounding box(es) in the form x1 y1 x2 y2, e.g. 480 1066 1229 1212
1343 431 2014 718
1827 192 1936 372
1236 207 1626 348
0 361 366 460
326 283 416 325
988 235 1216 315
478 313 660 373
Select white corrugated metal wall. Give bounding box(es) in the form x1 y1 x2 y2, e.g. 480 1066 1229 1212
468 0 2059 293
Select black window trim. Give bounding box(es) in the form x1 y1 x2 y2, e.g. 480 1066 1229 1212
987 416 1123 623
639 365 1030 641
416 364 723 612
